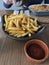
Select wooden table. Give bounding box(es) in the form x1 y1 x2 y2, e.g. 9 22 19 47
0 11 49 65
31 12 49 24
0 10 49 23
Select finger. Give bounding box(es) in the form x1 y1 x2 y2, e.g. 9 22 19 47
3 0 10 3
9 0 13 3
12 0 16 4
9 0 12 2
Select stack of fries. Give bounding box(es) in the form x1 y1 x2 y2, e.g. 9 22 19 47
4 14 41 37
31 5 49 12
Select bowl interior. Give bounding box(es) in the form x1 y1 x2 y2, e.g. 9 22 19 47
24 39 49 62
28 4 49 12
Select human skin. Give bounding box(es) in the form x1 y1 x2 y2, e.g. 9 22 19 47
3 0 16 4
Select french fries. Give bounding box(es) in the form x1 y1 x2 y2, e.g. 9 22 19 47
31 5 49 12
4 14 41 38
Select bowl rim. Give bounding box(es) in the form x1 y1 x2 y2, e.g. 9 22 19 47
24 39 49 63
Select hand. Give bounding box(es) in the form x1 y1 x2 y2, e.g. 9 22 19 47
9 0 16 4
3 0 16 4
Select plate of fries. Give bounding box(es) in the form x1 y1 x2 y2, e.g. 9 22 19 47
28 4 49 16
2 13 46 41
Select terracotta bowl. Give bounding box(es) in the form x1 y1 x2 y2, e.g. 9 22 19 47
24 39 49 63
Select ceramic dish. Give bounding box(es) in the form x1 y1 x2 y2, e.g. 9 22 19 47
24 39 49 63
2 15 46 41
28 4 49 16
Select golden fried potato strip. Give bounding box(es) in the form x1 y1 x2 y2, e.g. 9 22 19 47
4 14 41 37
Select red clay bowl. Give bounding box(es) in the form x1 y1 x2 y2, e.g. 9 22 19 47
24 39 49 63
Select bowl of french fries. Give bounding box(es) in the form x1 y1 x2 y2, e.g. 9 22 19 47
28 4 49 16
2 13 46 41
